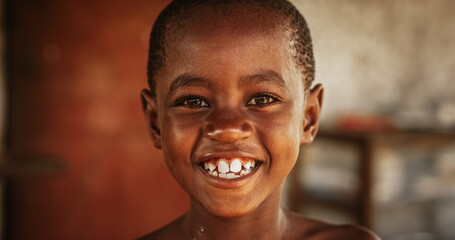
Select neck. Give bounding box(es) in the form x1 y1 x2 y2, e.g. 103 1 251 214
182 185 288 240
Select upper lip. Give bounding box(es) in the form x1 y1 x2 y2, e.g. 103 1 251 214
194 150 265 164
192 142 267 164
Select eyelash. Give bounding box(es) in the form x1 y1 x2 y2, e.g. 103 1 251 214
174 95 210 108
173 93 281 108
246 93 281 107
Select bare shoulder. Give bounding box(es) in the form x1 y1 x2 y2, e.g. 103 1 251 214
136 215 185 240
307 223 381 240
285 211 381 240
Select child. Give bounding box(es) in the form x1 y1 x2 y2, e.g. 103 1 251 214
140 0 380 239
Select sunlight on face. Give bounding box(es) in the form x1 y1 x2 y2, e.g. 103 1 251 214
153 17 307 218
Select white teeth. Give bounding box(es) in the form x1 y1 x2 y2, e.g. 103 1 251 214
217 172 240 179
230 159 242 173
204 162 216 171
244 162 251 170
218 160 229 173
208 163 216 171
226 173 235 179
204 159 258 179
240 170 246 176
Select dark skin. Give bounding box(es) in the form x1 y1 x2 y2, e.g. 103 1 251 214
140 13 380 240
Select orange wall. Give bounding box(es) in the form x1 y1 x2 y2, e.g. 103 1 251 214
9 1 189 239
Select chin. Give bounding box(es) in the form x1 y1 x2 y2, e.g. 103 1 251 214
203 200 259 219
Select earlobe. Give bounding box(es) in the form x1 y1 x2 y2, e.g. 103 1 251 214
301 84 324 145
141 89 162 149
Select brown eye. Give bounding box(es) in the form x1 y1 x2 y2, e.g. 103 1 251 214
247 94 280 106
175 96 209 108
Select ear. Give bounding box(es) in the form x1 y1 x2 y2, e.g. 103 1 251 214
301 84 324 145
141 89 162 149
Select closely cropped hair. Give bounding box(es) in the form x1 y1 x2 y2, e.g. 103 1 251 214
147 0 315 97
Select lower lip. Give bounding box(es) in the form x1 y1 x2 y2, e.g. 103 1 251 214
197 163 261 189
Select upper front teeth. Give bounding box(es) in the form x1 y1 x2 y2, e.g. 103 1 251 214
230 159 242 173
218 161 229 173
203 158 257 179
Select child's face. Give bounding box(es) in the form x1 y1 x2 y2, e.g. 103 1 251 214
143 19 321 218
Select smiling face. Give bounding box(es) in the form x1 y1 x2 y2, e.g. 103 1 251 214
142 15 322 218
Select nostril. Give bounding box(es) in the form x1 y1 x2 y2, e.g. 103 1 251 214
240 122 253 133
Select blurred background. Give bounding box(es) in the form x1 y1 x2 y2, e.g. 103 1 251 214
0 0 454 239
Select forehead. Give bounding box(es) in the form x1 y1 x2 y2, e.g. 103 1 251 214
160 12 295 73
161 27 295 81
176 20 289 57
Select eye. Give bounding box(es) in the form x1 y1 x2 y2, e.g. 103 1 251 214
246 93 281 106
174 96 209 108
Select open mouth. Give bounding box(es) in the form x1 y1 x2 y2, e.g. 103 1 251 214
200 158 259 179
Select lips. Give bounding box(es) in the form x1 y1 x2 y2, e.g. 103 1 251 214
201 158 258 179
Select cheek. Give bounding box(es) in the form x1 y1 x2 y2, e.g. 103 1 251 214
271 125 300 170
160 120 200 196
160 114 200 174
257 107 302 172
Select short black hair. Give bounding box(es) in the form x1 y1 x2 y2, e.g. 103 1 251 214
147 0 315 97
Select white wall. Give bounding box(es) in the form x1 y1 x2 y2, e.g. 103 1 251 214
292 0 455 129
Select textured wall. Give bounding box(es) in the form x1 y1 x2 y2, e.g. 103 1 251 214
292 0 455 130
9 1 188 240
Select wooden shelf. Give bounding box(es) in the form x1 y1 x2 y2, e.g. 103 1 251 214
287 129 455 228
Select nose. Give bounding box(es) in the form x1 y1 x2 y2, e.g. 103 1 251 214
203 108 253 142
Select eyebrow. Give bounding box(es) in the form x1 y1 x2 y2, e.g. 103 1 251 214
167 70 287 96
167 74 211 97
239 70 287 91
